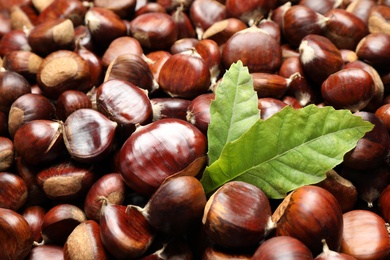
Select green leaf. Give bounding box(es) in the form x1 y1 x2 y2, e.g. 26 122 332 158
201 105 374 199
207 61 260 164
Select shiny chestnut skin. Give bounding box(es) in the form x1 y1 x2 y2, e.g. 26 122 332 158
202 181 275 250
225 0 277 26
22 206 46 243
0 208 33 259
96 79 153 136
36 0 87 27
0 172 28 211
130 12 178 50
27 245 64 260
202 18 248 46
119 118 207 196
84 173 127 223
101 36 143 68
63 109 117 164
150 97 192 121
13 120 65 165
375 104 390 133
341 210 390 259
56 90 92 121
2 50 43 83
356 33 390 70
0 70 31 114
158 52 211 99
0 29 31 57
253 236 314 259
186 92 215 134
257 97 288 120
379 184 390 223
8 93 56 138
274 185 344 256
222 26 282 73
321 68 375 112
343 111 390 170
0 137 14 171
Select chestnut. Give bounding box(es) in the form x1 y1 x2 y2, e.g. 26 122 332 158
222 26 282 73
96 79 153 136
202 18 248 46
0 208 33 259
150 97 192 121
36 0 87 27
0 172 28 211
186 92 215 134
321 68 375 112
93 0 136 19
2 50 43 83
225 0 277 26
158 51 211 99
62 108 117 164
343 111 390 170
27 245 64 260
8 93 56 138
141 175 207 236
22 205 46 243
64 220 109 259
0 136 14 171
202 181 275 250
144 50 172 82
119 118 207 196
55 90 92 121
41 203 87 245
172 4 196 39
0 29 31 58
13 119 65 165
341 210 390 259
100 202 155 259
101 36 143 68
356 33 390 70
257 97 288 120
252 236 314 259
273 185 344 256
130 12 178 50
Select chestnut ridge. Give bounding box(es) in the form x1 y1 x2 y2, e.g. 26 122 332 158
199 61 374 199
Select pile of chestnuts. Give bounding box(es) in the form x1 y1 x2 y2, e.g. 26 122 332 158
0 0 390 259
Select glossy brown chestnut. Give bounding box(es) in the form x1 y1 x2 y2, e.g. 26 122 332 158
203 181 275 250
379 184 390 223
119 118 207 196
0 172 28 211
101 36 143 68
345 0 376 25
299 34 344 86
222 26 282 73
171 4 196 39
202 18 248 46
22 205 46 243
36 50 91 99
100 202 155 259
315 239 356 260
273 185 344 256
341 210 390 259
321 68 375 112
158 51 211 99
27 18 75 57
356 33 390 70
225 0 277 26
252 236 314 259
0 208 33 259
150 97 192 121
104 53 159 94
144 50 172 81
93 0 136 19
0 29 31 57
84 7 127 50
2 50 43 82
36 159 96 202
13 119 65 165
186 92 215 134
299 0 342 14
375 104 390 133
323 9 368 50
343 111 390 170
257 97 288 120
62 108 117 164
64 220 109 259
282 5 327 47
142 176 207 235
130 12 178 50
74 46 103 91
316 169 358 213
170 38 199 54
0 137 14 171
0 69 31 114
41 203 87 245
36 0 87 27
8 93 56 138
55 90 92 121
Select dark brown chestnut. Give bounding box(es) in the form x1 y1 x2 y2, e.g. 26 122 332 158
202 18 248 46
343 111 390 170
36 0 87 27
22 205 46 243
119 118 207 196
273 185 344 256
93 0 136 19
186 92 215 134
356 33 390 70
55 90 92 121
0 136 14 171
171 4 196 39
150 97 192 121
2 50 43 83
8 93 56 138
0 172 28 211
203 181 275 250
257 97 288 120
0 69 31 114
41 203 87 245
62 109 117 164
13 120 65 165
101 36 143 68
252 236 314 259
0 29 31 57
0 208 33 259
225 0 277 26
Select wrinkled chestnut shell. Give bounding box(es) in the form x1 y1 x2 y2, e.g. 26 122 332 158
119 118 207 196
